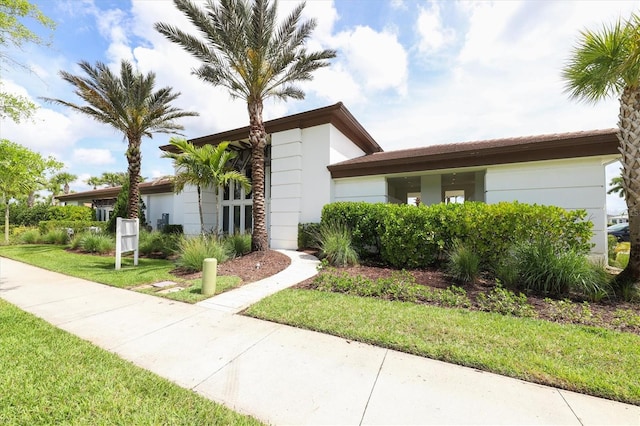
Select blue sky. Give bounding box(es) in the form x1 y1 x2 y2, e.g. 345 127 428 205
1 0 637 214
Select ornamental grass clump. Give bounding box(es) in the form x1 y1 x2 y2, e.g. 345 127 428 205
504 239 611 299
80 233 115 254
42 229 69 245
138 231 180 258
19 229 41 244
224 233 251 257
176 235 231 272
447 240 480 283
313 220 359 267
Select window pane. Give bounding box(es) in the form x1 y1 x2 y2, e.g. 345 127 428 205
223 206 229 234
234 205 240 232
244 205 252 232
233 181 241 200
245 168 252 199
223 185 230 201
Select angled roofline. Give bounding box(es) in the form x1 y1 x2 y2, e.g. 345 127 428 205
160 102 383 155
56 178 174 202
328 129 620 178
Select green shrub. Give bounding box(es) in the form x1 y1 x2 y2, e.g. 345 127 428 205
19 229 41 244
41 229 70 245
138 231 180 258
298 223 321 249
447 240 480 283
9 202 50 226
80 233 115 254
476 286 537 317
39 220 106 235
176 236 231 272
47 205 94 221
607 235 619 263
321 201 593 270
225 233 251 257
321 202 385 255
313 220 359 267
162 224 183 234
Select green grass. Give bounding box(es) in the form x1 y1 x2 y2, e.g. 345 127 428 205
137 276 242 303
0 245 175 288
0 245 245 303
0 299 262 425
245 289 640 405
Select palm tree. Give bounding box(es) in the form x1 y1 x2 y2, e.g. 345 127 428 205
85 176 103 190
48 171 77 205
562 14 640 285
100 172 131 187
608 175 626 199
155 0 335 251
42 60 198 220
162 137 250 234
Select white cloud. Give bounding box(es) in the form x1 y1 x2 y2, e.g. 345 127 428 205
332 26 408 96
72 148 116 165
416 2 455 54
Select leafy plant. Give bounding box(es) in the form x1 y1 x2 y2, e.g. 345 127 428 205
447 240 480 283
313 220 358 267
298 222 321 249
476 286 537 317
176 236 231 272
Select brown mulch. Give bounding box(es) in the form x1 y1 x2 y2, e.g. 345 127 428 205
171 250 291 284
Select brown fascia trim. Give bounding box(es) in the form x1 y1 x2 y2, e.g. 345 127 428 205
328 129 620 178
56 181 174 202
160 102 383 155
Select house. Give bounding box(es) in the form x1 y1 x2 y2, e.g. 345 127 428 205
56 177 174 230
61 102 621 257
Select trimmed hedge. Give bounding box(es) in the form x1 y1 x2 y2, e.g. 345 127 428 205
47 205 95 221
39 220 107 235
321 201 593 269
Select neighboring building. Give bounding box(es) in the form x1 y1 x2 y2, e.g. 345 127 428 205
56 177 174 230
608 214 629 225
62 102 621 257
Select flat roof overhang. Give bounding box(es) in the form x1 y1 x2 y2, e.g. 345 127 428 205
328 129 620 178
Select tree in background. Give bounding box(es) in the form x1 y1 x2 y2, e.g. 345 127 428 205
48 171 77 204
162 138 250 234
0 139 61 243
156 0 335 251
563 14 640 286
0 0 55 123
608 175 626 199
86 176 102 190
42 60 198 221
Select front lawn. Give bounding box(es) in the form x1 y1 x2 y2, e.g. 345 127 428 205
0 245 239 303
0 299 262 425
245 289 640 405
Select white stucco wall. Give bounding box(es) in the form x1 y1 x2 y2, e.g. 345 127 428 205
270 128 303 249
485 156 616 257
173 185 217 235
301 125 331 224
333 176 388 203
143 193 174 230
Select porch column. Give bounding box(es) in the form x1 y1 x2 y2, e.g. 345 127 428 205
270 129 303 249
421 175 442 206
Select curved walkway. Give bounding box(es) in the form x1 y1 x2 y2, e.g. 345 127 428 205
1 255 639 425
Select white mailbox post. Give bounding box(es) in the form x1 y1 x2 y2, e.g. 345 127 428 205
115 218 139 270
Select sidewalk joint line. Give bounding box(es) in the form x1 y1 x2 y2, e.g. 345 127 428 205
360 349 388 426
558 390 584 426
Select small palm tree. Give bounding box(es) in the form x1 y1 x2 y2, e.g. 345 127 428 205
562 14 640 284
156 0 335 251
162 137 250 234
42 60 198 219
85 176 103 190
48 171 77 204
608 175 626 199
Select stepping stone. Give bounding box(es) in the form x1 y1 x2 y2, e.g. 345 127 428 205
158 287 183 294
152 281 177 288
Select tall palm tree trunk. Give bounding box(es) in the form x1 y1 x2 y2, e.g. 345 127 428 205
126 137 142 219
616 87 640 284
197 185 205 235
248 100 268 251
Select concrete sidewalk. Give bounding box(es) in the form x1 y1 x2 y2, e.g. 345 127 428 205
1 256 639 425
